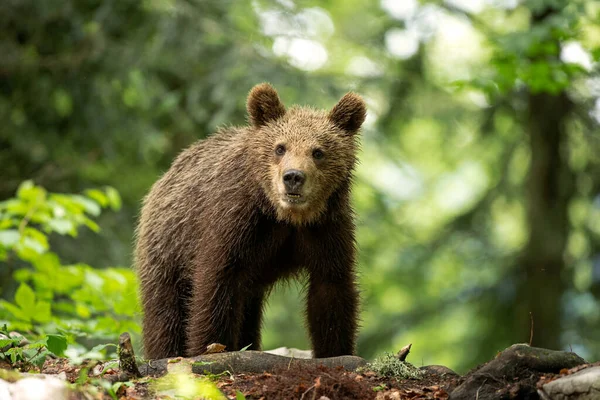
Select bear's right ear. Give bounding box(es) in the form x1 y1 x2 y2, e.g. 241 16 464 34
328 92 366 135
247 83 286 128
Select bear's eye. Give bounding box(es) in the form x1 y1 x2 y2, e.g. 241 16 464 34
312 149 324 160
275 145 286 156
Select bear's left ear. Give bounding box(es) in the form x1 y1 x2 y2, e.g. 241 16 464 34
328 92 367 134
247 83 286 128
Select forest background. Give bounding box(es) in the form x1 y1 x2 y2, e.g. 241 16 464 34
1 0 599 374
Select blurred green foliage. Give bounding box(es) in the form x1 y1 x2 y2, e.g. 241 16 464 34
1 0 599 373
151 366 227 400
0 182 138 357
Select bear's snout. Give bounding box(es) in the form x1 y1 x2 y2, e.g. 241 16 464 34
283 169 306 192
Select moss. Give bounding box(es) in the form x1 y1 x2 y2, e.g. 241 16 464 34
360 353 424 379
0 368 22 382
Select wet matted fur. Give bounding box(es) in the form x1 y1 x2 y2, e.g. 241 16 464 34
135 83 366 359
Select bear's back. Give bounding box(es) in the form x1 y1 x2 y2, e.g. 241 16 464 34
136 126 258 271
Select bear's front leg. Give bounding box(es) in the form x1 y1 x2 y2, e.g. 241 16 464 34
185 265 243 357
238 289 267 351
305 223 359 358
307 272 359 357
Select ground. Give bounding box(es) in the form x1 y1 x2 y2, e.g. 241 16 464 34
4 357 458 399
1 346 598 399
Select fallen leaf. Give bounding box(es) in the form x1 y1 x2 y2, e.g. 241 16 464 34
205 343 227 354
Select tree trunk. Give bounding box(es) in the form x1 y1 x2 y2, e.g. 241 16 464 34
512 3 575 351
516 88 572 349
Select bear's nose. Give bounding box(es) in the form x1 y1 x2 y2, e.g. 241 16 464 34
283 169 306 191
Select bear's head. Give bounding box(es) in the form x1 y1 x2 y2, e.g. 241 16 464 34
247 83 366 225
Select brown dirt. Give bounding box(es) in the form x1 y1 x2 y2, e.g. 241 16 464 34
216 364 458 400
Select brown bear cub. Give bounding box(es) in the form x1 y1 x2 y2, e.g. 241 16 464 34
135 83 366 359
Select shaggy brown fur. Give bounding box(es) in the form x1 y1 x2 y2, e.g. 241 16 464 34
135 83 366 359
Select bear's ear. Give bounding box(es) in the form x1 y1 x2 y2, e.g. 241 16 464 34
247 83 286 128
328 92 367 134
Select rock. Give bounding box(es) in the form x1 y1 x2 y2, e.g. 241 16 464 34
10 376 68 400
450 344 586 400
8 332 28 346
0 379 11 400
420 365 459 377
21 372 67 381
92 363 105 376
540 366 600 400
264 347 313 359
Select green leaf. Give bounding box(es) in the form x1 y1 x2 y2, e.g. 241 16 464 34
0 338 19 350
47 219 75 235
236 390 247 400
33 301 51 323
89 343 117 354
105 187 122 211
110 382 124 399
27 340 48 349
19 236 47 254
46 334 67 356
30 349 49 370
0 218 17 229
0 300 30 322
82 217 100 233
16 181 34 199
7 347 22 364
0 230 20 248
71 195 101 217
239 343 252 351
84 189 109 207
1 199 28 216
22 228 49 251
17 181 46 203
76 367 89 385
14 283 35 313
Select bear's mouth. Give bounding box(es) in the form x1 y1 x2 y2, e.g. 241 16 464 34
284 193 305 204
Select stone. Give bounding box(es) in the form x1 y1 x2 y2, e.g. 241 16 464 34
541 366 600 400
420 365 458 377
10 376 68 400
0 379 12 400
264 347 313 359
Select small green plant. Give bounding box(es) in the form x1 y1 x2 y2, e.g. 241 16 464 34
361 353 424 379
239 343 252 351
0 325 67 370
0 181 139 359
372 383 387 392
101 380 135 400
